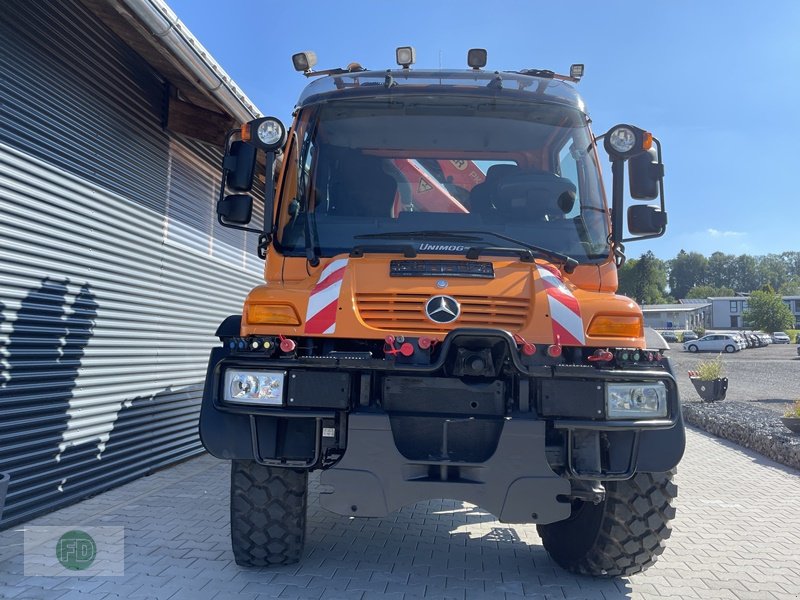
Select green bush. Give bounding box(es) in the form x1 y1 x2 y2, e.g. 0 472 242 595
784 400 800 418
696 355 725 381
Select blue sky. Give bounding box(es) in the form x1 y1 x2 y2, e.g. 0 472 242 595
169 0 799 259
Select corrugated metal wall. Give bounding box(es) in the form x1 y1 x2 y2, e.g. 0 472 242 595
0 0 261 527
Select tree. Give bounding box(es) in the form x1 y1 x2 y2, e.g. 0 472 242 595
618 251 668 304
778 277 800 296
742 290 794 332
730 254 759 292
685 285 734 299
668 250 708 299
757 254 789 292
707 252 735 289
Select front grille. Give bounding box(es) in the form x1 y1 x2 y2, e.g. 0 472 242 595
356 293 530 333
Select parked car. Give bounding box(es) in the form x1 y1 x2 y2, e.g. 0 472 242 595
683 333 742 353
759 333 772 345
659 330 679 343
772 332 790 344
681 330 699 342
732 332 749 349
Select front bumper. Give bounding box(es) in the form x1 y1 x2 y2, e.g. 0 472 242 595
200 329 685 492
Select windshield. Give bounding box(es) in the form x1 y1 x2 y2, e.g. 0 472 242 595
276 96 609 262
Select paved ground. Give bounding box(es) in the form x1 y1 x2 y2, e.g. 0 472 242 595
668 342 799 412
1 427 798 600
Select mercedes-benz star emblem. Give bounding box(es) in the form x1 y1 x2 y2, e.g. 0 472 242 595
425 295 461 324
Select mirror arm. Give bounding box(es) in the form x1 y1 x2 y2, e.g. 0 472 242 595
610 157 625 247
216 129 238 211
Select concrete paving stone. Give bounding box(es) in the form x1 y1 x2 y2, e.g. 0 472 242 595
344 580 388 593
54 591 110 600
11 588 74 600
292 593 364 600
275 584 325 599
385 582 426 595
238 581 288 596
0 585 30 599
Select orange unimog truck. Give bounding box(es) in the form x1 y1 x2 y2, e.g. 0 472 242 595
200 48 683 577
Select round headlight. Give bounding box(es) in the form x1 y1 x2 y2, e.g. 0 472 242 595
242 116 287 151
257 119 284 147
608 127 637 154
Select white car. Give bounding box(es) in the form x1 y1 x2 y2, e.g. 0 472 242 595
772 332 790 344
683 333 742 353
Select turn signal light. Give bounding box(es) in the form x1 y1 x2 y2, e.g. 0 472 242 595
248 304 301 326
588 315 643 338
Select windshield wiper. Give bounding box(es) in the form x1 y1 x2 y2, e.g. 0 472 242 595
354 230 578 273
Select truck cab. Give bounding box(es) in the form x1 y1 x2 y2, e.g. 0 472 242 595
200 49 683 577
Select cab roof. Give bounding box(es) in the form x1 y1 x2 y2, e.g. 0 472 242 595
296 69 587 114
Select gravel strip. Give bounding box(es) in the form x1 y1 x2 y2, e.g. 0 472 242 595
682 399 800 470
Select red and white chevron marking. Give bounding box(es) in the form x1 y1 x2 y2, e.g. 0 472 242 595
536 264 586 346
305 258 348 335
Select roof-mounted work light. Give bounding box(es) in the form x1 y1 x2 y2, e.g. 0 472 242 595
396 46 416 69
292 51 317 73
467 48 487 70
570 63 584 80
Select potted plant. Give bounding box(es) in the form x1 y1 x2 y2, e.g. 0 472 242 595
688 355 728 402
782 400 800 434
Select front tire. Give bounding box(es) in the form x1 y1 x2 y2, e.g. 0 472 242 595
725 344 736 353
230 460 308 567
687 344 698 352
537 471 677 577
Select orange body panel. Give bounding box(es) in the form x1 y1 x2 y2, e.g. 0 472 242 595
243 254 644 349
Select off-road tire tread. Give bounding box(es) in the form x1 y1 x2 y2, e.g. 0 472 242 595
230 460 307 567
538 471 677 577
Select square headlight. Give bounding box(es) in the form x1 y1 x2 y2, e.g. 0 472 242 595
606 382 668 419
223 370 285 406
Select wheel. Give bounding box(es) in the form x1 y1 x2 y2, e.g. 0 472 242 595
725 345 735 353
687 344 698 352
230 460 308 567
537 471 677 577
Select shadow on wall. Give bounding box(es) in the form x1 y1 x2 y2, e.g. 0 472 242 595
0 277 203 528
0 277 98 525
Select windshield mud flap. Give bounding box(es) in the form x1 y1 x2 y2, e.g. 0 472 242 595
319 414 571 524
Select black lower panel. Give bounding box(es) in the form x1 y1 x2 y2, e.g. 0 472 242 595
388 415 503 462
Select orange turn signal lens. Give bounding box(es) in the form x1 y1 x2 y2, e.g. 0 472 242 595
587 315 643 338
642 131 653 151
247 304 300 326
240 123 252 142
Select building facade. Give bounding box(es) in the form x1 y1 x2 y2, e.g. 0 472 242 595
708 296 800 329
0 0 263 526
641 303 711 331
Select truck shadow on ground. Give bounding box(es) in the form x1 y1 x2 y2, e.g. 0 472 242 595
297 481 636 598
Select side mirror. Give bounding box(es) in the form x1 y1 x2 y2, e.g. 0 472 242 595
224 141 257 192
627 204 667 235
217 194 253 225
628 148 662 200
